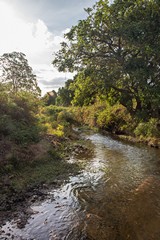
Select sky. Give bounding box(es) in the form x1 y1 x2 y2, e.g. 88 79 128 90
0 0 112 95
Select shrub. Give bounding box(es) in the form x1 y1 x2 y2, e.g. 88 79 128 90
69 102 107 127
134 118 160 138
97 104 131 134
0 90 41 144
96 107 111 129
57 110 74 124
44 105 65 118
42 122 64 137
69 107 84 124
11 124 40 144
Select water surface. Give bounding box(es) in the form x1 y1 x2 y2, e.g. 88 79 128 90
1 132 160 240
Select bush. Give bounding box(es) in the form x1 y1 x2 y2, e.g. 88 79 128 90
134 118 160 138
69 107 84 124
38 106 76 137
11 124 40 144
42 122 64 137
97 104 131 134
57 110 75 125
96 106 111 129
69 102 107 127
44 105 65 118
0 90 41 144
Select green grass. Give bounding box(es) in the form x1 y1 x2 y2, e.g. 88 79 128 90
0 139 82 196
0 153 81 194
10 158 80 191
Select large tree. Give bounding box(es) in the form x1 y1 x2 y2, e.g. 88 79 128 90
0 52 41 96
53 0 160 117
70 71 106 106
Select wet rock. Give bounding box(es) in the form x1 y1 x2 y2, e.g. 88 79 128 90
30 195 38 203
42 183 48 189
72 144 88 155
6 233 11 236
16 218 27 229
25 192 33 198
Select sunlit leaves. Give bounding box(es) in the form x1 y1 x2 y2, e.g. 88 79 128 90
53 0 160 117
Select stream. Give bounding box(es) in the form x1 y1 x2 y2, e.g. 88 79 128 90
1 131 160 240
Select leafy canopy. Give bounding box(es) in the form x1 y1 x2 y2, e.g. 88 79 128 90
53 0 160 118
0 52 41 96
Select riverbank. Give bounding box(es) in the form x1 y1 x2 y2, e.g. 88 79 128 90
68 104 160 149
116 134 160 149
1 129 160 240
99 129 160 149
0 128 94 228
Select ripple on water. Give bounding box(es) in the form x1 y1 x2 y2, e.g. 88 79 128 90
1 132 160 240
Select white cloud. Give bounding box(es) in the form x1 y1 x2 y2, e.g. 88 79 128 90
0 1 71 95
33 63 73 95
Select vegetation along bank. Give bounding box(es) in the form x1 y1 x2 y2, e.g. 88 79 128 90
0 0 160 217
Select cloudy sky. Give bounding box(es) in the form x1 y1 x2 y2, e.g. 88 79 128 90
0 0 112 95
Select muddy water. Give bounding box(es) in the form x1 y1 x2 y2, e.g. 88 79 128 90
1 132 160 240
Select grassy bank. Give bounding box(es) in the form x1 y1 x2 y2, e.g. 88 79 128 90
0 96 84 211
0 97 159 212
0 133 83 210
67 102 160 148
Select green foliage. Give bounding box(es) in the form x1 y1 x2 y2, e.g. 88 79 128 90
38 105 76 137
42 122 64 137
68 107 84 125
57 110 75 125
0 90 41 144
134 118 160 138
56 79 74 106
0 148 81 192
53 0 160 118
0 52 41 96
70 102 132 134
0 116 39 144
69 102 106 127
69 101 160 139
44 105 65 117
11 124 40 144
70 71 106 106
97 104 132 134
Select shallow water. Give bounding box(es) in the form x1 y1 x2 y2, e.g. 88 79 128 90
1 132 160 240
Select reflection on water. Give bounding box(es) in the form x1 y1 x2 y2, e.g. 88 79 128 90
1 132 160 240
